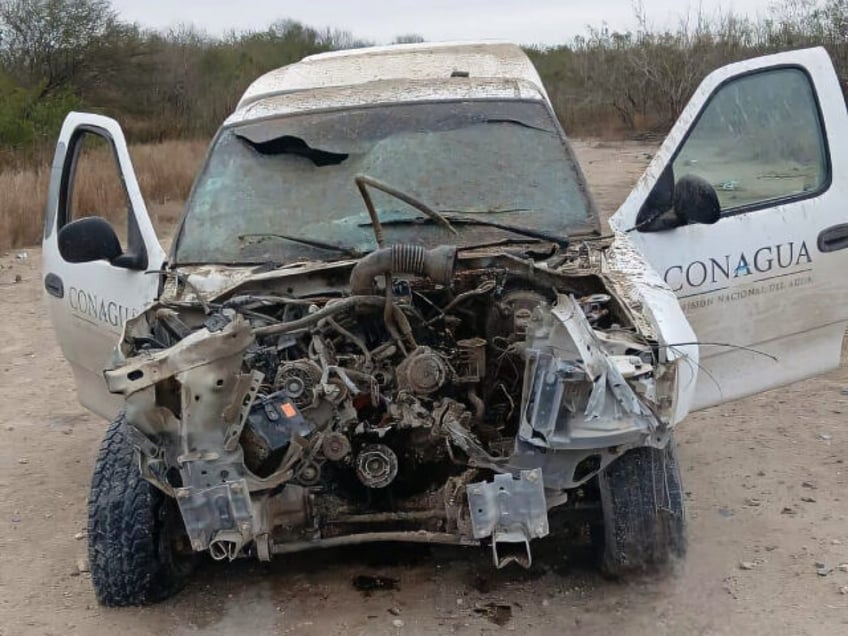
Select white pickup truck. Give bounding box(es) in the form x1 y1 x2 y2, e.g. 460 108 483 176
42 42 848 606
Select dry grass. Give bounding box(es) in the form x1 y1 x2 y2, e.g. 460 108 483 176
0 168 48 249
0 139 207 250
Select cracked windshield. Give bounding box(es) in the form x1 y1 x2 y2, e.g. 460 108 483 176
175 100 596 264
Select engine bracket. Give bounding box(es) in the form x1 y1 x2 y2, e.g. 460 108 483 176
175 478 254 556
466 468 549 567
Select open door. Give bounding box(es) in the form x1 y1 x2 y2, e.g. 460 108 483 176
42 113 166 420
611 47 848 411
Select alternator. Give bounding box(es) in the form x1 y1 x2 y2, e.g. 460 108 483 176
274 360 322 407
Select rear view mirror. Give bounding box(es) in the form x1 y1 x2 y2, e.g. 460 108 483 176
673 175 721 225
58 217 123 265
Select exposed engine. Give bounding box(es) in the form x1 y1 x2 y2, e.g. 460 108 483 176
106 243 673 567
206 246 630 495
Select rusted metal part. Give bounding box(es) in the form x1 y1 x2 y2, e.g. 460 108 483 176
106 312 254 395
270 531 479 555
326 510 444 524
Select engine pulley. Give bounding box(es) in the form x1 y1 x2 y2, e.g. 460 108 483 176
323 432 352 462
396 346 448 395
355 444 398 489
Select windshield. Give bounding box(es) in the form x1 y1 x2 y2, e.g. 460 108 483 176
174 100 597 265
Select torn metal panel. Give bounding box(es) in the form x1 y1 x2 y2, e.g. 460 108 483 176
519 294 661 450
552 294 651 418
602 233 699 424
106 311 254 395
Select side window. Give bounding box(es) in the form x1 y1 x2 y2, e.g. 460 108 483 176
674 67 828 212
61 131 132 241
58 129 147 267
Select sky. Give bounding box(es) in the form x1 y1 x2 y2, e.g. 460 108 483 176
110 0 782 46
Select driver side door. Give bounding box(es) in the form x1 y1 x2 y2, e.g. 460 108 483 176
611 47 848 411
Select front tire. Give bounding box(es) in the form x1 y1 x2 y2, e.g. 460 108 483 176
597 440 686 576
88 416 195 606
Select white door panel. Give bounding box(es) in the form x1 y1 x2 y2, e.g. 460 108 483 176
42 113 165 420
611 48 848 410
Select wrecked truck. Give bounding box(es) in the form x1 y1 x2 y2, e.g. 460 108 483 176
42 43 848 606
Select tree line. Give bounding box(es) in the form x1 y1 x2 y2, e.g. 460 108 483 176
531 0 848 136
2 0 848 166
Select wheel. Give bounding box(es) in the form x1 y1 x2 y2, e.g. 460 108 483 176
87 416 195 606
597 440 686 576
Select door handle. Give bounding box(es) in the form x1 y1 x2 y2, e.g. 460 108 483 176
818 223 848 253
44 273 64 298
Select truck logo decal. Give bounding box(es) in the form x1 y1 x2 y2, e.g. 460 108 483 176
663 241 812 293
68 286 137 327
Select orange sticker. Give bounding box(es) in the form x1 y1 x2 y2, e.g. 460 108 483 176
281 402 297 418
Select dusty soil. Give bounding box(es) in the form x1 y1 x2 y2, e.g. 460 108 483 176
1 140 847 635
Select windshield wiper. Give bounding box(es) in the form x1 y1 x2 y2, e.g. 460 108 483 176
359 212 569 248
456 237 546 251
482 118 555 133
238 232 364 257
354 174 457 239
440 207 530 215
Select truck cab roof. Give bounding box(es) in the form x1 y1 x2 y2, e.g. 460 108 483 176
227 41 550 125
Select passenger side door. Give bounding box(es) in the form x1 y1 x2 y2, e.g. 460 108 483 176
611 48 848 411
42 113 165 420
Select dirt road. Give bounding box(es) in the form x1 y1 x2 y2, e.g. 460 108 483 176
1 140 846 635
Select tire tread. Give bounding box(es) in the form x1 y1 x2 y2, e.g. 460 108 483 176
87 416 193 606
598 442 686 576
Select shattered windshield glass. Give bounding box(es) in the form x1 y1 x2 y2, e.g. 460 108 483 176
174 100 597 264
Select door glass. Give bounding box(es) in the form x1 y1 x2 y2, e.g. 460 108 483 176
673 68 827 213
66 131 133 245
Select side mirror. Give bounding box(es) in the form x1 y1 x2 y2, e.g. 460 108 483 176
673 175 721 225
58 217 123 265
